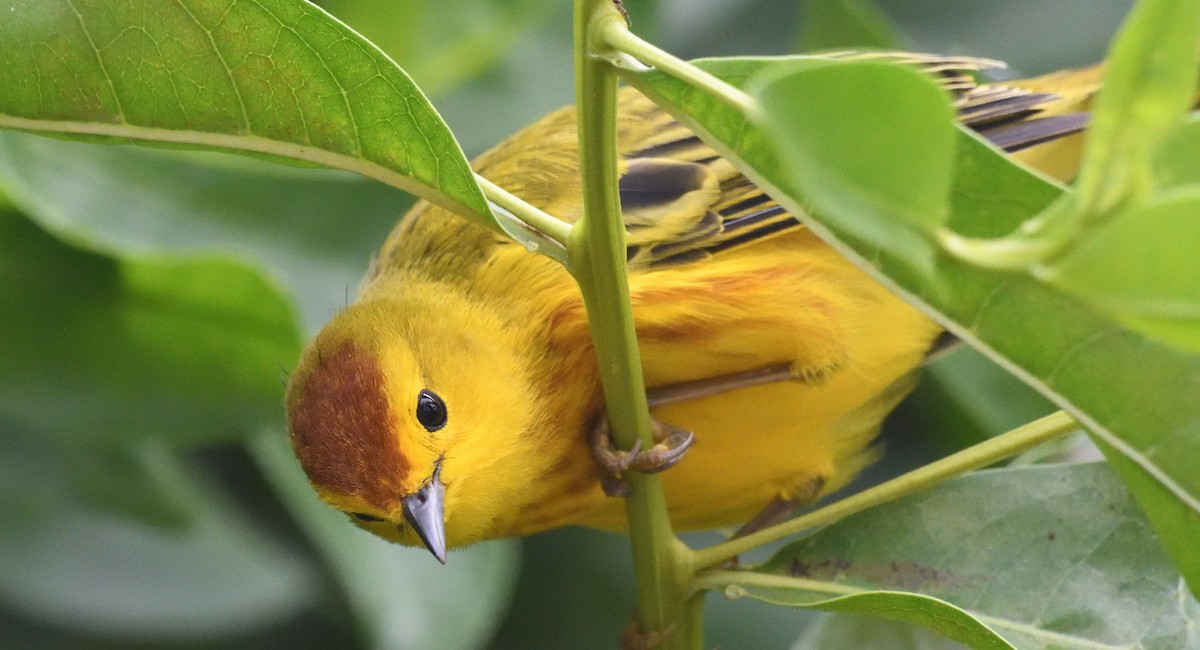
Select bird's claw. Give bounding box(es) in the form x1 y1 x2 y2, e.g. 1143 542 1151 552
590 417 695 497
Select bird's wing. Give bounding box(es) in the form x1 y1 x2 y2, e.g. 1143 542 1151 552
619 54 1094 269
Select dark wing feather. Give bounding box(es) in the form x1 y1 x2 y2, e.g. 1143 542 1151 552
620 54 1090 268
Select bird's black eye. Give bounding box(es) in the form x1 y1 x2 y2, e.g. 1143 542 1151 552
351 513 382 522
415 389 447 432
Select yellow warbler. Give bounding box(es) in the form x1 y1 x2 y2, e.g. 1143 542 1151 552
285 55 1096 562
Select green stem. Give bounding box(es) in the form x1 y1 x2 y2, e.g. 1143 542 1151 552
597 19 759 118
476 174 573 246
691 411 1079 570
683 591 707 650
936 192 1085 271
571 0 692 645
937 229 1064 271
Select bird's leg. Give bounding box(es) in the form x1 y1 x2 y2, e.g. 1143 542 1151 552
590 416 695 497
730 475 826 539
645 362 799 408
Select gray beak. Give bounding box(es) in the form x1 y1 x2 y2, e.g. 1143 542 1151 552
402 461 447 564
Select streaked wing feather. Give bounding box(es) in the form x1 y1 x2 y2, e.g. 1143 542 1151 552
982 113 1091 152
621 54 1091 268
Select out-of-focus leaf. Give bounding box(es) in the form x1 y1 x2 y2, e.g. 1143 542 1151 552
624 54 1200 597
0 422 191 529
800 0 905 51
0 132 405 331
0 0 490 227
659 0 797 58
705 464 1199 649
316 0 554 98
0 208 300 445
1068 0 1200 213
250 432 520 650
1045 187 1200 353
944 130 1068 238
0 445 318 640
489 528 637 648
925 348 1057 441
753 60 956 274
1154 115 1200 186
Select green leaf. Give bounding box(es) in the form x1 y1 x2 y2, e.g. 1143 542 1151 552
718 585 1013 650
753 60 957 273
1044 187 1200 352
704 464 1199 649
0 424 191 529
0 0 490 227
1154 114 1200 186
0 208 300 445
250 432 520 650
0 442 318 640
0 131 407 331
946 129 1069 238
1071 0 1200 213
800 0 905 51
316 0 554 98
794 612 967 650
923 347 1057 444
624 56 1200 595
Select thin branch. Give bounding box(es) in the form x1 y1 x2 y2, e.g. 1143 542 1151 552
570 1 692 645
691 411 1080 569
597 20 760 119
476 174 573 248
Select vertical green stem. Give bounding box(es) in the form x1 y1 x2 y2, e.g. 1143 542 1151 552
570 1 692 645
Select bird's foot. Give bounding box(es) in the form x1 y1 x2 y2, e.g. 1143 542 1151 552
590 416 694 497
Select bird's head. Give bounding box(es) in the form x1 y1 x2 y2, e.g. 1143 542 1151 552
284 289 542 562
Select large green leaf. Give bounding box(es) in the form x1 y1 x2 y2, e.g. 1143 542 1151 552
622 55 1200 596
0 435 318 640
0 0 490 226
0 423 191 529
250 432 520 650
0 131 406 331
0 208 300 445
700 464 1199 649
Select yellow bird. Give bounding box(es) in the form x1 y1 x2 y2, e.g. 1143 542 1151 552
285 55 1096 562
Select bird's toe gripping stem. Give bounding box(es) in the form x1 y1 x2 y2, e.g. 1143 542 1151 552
590 416 695 497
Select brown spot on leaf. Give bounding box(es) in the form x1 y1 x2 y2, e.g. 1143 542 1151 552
787 557 976 592
288 342 410 510
789 558 852 580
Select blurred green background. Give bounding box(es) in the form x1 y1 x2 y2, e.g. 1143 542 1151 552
0 0 1130 647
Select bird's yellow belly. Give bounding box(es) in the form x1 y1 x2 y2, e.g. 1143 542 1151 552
550 233 940 532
